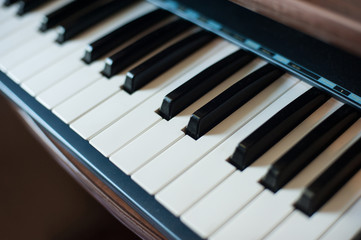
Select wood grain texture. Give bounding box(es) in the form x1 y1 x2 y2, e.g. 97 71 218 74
230 0 361 57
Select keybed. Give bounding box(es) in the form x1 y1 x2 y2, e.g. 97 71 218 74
1 1 361 239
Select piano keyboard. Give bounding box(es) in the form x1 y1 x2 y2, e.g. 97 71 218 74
1 1 361 239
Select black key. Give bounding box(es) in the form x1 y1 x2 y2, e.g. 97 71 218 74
159 49 255 120
83 9 172 64
56 0 135 43
102 19 193 78
294 136 361 216
17 0 50 16
230 88 329 170
260 105 359 193
186 64 284 140
123 30 216 94
3 0 19 7
39 0 96 32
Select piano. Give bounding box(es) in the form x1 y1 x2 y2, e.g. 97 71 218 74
1 0 361 239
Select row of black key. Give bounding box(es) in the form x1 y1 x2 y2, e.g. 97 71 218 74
227 86 360 216
7 0 361 220
7 0 267 138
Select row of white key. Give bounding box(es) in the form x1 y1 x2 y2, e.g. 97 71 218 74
179 95 342 238
70 40 238 140
0 1 68 64
51 28 203 124
209 119 361 239
1 1 155 86
2 2 361 239
265 165 361 240
88 43 246 156
320 193 361 240
132 74 300 198
0 2 153 75
153 81 310 217
20 2 159 97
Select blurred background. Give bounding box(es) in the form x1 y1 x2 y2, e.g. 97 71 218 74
0 94 139 240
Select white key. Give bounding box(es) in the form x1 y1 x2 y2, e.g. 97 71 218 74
156 148 235 217
0 0 68 42
36 63 103 109
71 90 141 139
50 13 201 123
0 15 38 40
71 40 235 140
154 81 308 217
0 5 17 24
52 28 201 125
0 2 153 72
51 47 170 124
111 119 185 175
21 49 84 96
180 92 343 239
211 119 361 240
90 43 240 156
7 1 156 83
0 31 57 72
52 76 123 123
180 171 262 238
91 103 162 156
320 196 361 240
8 43 78 83
133 74 299 196
0 1 54 40
264 168 361 240
0 22 38 56
111 58 267 175
198 99 340 239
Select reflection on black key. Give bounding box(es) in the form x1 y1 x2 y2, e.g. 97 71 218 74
39 0 94 32
102 19 193 78
186 64 284 140
17 0 50 16
123 30 216 94
230 88 329 170
83 9 171 64
261 105 359 193
294 136 361 216
56 0 134 43
3 0 19 7
159 49 255 120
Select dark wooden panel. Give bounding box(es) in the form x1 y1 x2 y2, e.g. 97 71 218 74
230 0 361 57
1 94 165 240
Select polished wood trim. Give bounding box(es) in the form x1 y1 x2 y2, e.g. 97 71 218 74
10 102 165 240
230 0 361 57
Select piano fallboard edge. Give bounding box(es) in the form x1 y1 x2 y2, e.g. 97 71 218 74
148 0 361 111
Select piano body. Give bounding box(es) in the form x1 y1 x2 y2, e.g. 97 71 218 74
1 0 361 239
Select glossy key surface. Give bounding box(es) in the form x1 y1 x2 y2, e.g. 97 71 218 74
261 104 359 192
186 64 284 139
123 30 216 94
102 19 193 78
230 87 329 170
83 8 170 63
56 0 134 43
159 49 255 120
